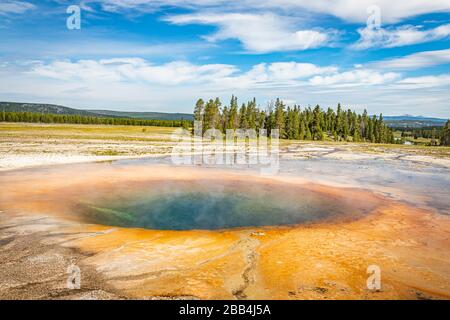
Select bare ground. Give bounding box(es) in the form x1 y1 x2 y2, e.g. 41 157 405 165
0 123 449 300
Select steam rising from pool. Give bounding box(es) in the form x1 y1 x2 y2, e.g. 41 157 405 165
74 179 376 230
0 164 382 231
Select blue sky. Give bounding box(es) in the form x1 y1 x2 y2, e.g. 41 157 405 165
0 0 450 117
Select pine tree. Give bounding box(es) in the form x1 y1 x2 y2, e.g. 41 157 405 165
257 110 266 136
274 98 286 138
194 98 204 122
246 98 257 131
441 120 450 146
228 95 239 130
361 109 368 140
221 106 229 133
299 116 306 140
336 103 343 138
352 120 361 142
311 105 323 140
238 103 248 129
305 126 312 140
286 107 300 139
203 98 220 131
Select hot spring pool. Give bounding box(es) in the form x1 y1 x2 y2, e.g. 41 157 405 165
0 165 382 231
71 175 380 230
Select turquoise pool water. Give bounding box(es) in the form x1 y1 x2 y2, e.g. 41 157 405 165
74 179 373 230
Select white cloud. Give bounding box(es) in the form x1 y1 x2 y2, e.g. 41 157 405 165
371 49 450 69
25 58 401 91
165 13 330 53
0 0 34 15
266 62 337 80
309 69 400 86
0 37 212 60
95 0 450 23
91 2 450 53
2 57 450 117
29 58 239 85
216 62 338 89
353 24 450 49
397 74 450 88
276 0 450 24
27 59 338 88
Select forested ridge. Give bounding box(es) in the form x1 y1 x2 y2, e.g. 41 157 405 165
0 111 188 128
194 96 396 143
1 98 449 146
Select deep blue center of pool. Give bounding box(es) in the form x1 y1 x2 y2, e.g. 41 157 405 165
76 180 372 230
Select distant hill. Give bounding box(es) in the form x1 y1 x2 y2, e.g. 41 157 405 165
1 102 445 126
0 102 109 117
89 109 193 121
0 102 193 121
383 115 447 128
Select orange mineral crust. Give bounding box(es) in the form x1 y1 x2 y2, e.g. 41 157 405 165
0 164 449 299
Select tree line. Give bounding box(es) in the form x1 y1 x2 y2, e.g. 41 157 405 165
397 126 442 146
442 120 450 146
3 104 448 146
0 111 189 128
398 127 442 140
194 96 396 143
390 124 450 146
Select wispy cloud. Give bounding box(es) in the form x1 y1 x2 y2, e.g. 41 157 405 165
309 69 400 87
353 23 450 49
0 37 213 60
0 0 34 15
29 58 239 85
371 49 450 69
2 57 450 116
93 0 450 23
397 74 450 88
165 13 332 53
25 57 402 90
